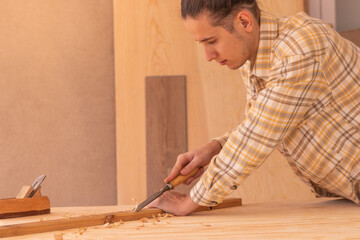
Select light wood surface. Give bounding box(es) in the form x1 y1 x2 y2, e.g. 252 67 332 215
1 198 359 239
114 0 314 205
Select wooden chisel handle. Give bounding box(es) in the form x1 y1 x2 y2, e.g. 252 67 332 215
168 167 200 189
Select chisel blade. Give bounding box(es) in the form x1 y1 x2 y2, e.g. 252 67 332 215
133 184 171 212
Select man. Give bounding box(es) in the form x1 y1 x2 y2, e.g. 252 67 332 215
148 0 360 215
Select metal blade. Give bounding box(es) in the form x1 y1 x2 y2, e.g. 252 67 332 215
133 184 171 212
31 174 46 190
28 174 46 198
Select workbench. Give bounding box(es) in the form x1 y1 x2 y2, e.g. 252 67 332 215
1 198 359 239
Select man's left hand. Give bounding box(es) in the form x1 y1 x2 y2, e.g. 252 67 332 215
147 191 199 216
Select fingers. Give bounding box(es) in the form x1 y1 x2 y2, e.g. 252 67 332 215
180 158 201 175
183 167 204 185
164 152 192 182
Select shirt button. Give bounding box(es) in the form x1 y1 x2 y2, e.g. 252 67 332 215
231 185 238 190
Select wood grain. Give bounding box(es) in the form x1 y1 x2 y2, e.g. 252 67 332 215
146 76 187 196
0 198 241 238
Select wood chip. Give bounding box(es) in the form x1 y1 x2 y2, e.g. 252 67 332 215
78 227 87 235
113 220 124 226
140 218 148 223
53 233 64 240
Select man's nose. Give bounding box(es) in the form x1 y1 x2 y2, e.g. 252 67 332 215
204 47 217 62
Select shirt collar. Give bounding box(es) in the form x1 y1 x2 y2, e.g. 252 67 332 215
250 11 279 81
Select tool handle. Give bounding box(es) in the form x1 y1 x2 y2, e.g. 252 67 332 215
169 167 200 189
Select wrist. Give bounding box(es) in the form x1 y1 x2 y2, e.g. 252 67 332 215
209 140 222 155
181 194 199 215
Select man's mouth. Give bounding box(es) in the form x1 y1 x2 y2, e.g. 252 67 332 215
220 60 227 65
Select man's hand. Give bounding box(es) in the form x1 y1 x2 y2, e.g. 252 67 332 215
147 191 199 216
165 140 222 185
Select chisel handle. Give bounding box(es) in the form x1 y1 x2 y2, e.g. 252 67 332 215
168 167 200 189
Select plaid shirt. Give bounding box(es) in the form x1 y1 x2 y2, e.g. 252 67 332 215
190 11 360 206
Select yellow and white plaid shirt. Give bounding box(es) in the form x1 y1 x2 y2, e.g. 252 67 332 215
190 11 360 206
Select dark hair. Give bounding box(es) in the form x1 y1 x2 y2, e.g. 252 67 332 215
181 0 260 31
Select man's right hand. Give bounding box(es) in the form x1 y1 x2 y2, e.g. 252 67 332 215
164 140 222 185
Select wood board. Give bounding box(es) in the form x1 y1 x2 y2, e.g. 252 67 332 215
0 198 242 238
145 75 187 197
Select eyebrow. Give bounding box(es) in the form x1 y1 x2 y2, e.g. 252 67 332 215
198 36 215 43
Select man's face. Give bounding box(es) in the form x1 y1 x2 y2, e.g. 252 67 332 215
184 12 256 70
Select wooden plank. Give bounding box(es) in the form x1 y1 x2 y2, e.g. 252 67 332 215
145 76 187 197
0 198 241 238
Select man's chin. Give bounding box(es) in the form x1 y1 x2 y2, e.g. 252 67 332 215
227 64 241 70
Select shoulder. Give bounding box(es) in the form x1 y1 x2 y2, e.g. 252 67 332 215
272 12 331 59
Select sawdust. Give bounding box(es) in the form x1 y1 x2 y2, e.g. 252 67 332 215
77 227 87 235
102 220 124 229
135 213 174 229
114 220 124 226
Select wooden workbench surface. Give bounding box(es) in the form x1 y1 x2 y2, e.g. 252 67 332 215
1 198 359 239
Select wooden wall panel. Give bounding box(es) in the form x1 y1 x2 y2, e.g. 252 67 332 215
114 0 315 205
145 76 187 196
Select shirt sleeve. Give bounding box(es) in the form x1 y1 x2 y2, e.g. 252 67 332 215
190 54 327 206
213 131 231 147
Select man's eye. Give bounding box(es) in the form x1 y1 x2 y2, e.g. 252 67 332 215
208 40 216 45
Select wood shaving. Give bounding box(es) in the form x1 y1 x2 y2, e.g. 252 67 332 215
140 218 148 223
78 227 87 235
103 220 124 229
136 223 145 230
53 233 64 240
131 198 139 212
152 214 160 223
162 213 174 218
113 220 124 226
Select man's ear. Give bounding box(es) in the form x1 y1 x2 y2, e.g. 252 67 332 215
235 10 254 32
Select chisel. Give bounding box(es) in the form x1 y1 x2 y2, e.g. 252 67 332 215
133 167 199 212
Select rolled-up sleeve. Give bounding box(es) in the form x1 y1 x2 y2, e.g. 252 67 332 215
190 55 327 206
